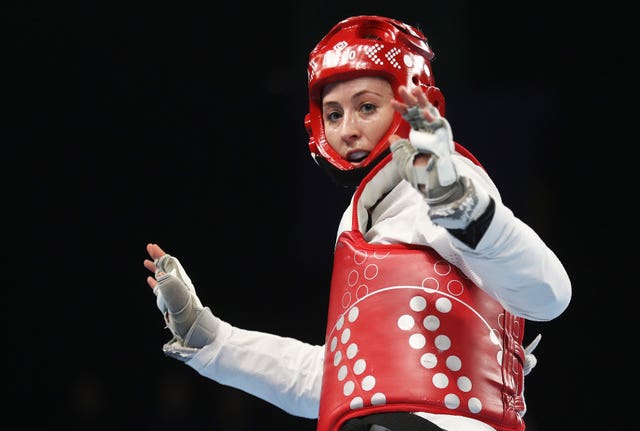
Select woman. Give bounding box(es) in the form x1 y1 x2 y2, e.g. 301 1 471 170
144 15 571 431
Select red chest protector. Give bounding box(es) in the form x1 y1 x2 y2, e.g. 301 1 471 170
317 152 527 431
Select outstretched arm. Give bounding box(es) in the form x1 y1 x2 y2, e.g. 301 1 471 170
142 243 325 417
143 242 220 360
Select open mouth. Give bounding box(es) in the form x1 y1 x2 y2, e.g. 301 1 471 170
347 150 370 163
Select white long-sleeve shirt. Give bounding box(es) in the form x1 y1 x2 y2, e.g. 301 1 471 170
183 154 572 430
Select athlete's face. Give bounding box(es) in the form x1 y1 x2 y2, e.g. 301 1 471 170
321 76 395 167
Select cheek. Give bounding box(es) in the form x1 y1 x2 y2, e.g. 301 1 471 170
323 125 342 152
368 111 395 147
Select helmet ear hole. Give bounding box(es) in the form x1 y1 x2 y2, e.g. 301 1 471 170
424 86 446 116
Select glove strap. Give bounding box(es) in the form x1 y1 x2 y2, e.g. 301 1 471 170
183 306 218 348
446 196 495 249
162 339 199 362
161 307 219 362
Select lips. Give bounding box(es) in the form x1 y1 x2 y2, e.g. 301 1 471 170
347 150 370 163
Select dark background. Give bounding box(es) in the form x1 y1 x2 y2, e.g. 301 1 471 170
8 1 632 430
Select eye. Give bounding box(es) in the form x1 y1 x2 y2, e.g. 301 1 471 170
360 102 377 114
325 110 343 122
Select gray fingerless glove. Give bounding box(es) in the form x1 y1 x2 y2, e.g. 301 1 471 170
154 255 219 361
391 104 491 234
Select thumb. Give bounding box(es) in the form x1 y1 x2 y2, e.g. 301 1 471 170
389 134 402 144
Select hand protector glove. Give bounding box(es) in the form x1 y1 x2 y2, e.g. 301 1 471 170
391 104 490 231
153 254 219 361
523 333 542 376
402 104 458 188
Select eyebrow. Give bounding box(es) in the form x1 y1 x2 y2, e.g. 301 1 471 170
323 89 388 107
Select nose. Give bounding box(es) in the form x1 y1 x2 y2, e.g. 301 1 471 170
339 111 361 145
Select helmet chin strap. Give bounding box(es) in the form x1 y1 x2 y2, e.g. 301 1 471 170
315 148 391 187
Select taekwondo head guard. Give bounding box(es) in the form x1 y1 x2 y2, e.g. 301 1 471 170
305 15 445 187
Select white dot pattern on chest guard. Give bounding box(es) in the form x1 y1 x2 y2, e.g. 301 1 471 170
327 248 506 417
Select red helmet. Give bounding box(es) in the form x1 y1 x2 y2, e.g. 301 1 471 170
305 15 445 186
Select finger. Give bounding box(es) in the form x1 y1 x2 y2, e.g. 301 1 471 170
422 107 438 123
388 133 402 144
390 99 408 114
396 85 409 100
146 275 158 289
405 87 439 120
398 85 418 106
408 89 436 119
143 259 156 273
413 88 430 108
525 333 542 354
146 243 166 260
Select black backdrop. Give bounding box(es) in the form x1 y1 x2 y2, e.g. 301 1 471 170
8 1 632 430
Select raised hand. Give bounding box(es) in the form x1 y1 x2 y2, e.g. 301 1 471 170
143 243 219 359
389 86 491 236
